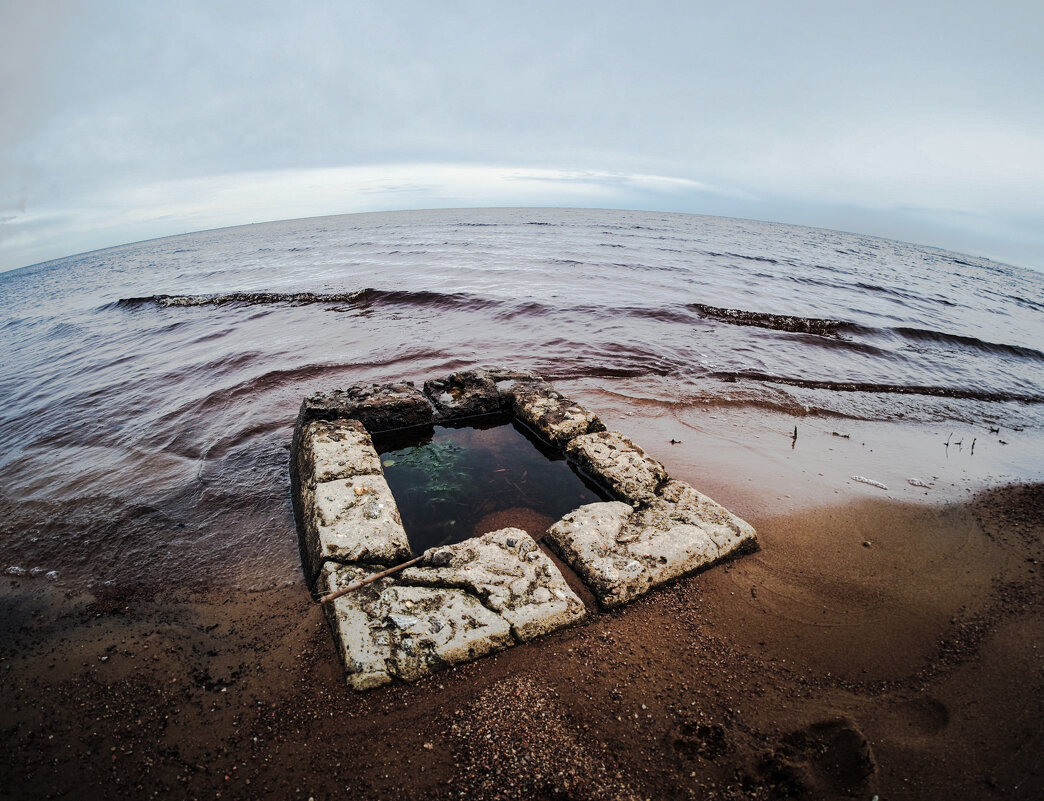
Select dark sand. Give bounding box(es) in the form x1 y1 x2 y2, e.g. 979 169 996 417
2 479 1041 800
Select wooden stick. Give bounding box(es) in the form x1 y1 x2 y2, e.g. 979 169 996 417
319 554 425 605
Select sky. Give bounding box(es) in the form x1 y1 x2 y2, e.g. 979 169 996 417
2 0 1043 273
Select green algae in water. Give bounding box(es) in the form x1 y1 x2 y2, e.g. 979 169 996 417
375 418 607 554
382 441 468 502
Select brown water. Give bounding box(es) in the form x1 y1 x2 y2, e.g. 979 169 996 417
0 207 1042 592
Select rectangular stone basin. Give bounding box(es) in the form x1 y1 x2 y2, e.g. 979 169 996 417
290 368 758 690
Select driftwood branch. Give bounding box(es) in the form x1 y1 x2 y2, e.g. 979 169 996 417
318 554 426 605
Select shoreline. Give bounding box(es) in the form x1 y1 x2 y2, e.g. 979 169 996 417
3 476 1041 800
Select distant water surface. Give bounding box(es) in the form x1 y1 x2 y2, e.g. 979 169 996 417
1 208 1042 588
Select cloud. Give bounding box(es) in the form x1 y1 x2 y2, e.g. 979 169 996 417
0 164 731 269
2 1 1043 271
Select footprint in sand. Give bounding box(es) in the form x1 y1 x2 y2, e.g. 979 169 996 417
754 716 877 799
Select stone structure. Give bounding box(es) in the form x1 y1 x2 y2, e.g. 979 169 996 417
290 368 756 689
321 529 587 690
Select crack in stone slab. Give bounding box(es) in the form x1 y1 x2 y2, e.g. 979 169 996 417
544 479 757 609
399 528 587 641
319 528 585 689
320 562 513 689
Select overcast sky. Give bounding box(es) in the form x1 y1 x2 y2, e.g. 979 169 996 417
2 0 1042 272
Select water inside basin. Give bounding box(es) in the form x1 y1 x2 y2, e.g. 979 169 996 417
374 415 608 554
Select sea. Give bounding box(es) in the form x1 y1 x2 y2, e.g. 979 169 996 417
1 207 1042 589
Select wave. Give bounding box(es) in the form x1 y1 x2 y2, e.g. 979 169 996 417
710 371 1044 403
111 290 1042 369
895 327 1044 362
112 288 498 312
687 303 861 337
682 304 1042 364
115 291 369 307
854 281 956 307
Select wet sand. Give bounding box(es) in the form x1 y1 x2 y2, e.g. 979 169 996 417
4 387 1043 800
3 475 1041 800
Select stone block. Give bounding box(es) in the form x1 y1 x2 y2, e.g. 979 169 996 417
423 370 505 420
486 367 543 395
294 418 381 486
544 498 744 609
565 431 668 503
400 528 586 641
321 563 513 690
301 473 412 582
509 381 605 446
319 527 585 689
652 480 757 558
298 381 433 433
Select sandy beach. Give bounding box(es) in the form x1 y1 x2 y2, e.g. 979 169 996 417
3 397 1041 801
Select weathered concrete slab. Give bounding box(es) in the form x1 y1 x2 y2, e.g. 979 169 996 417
400 528 586 641
653 479 757 558
321 562 513 690
565 431 669 504
542 495 755 609
509 381 606 446
295 418 381 485
544 502 637 608
301 473 412 582
485 367 543 396
423 370 504 420
298 381 433 433
320 528 584 688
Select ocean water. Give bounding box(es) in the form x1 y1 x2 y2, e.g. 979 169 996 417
1 207 1042 588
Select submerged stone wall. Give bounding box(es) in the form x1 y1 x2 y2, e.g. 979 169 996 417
290 368 757 689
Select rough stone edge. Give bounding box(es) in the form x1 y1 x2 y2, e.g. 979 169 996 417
317 527 587 690
399 528 588 641
543 480 759 609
